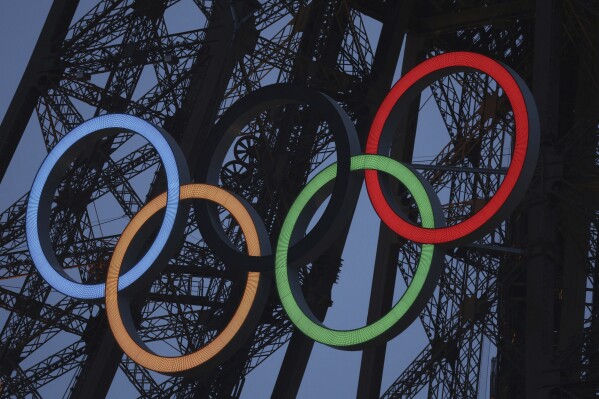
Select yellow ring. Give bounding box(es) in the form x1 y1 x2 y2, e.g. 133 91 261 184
105 183 262 374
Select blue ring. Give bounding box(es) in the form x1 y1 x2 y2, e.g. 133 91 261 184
26 114 182 300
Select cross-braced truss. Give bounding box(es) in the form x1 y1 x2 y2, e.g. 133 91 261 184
1 1 598 398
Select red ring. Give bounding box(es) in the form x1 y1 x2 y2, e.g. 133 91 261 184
365 52 530 244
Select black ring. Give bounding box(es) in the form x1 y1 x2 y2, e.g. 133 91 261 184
195 84 361 272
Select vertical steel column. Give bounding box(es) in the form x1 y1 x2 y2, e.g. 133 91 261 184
355 3 423 396
270 2 417 397
554 2 599 394
270 2 353 396
523 0 562 396
557 167 592 394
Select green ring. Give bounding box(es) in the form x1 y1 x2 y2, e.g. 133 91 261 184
275 154 439 349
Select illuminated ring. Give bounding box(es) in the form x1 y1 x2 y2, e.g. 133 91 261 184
365 52 540 245
275 155 445 350
26 114 190 300
195 84 361 272
106 184 270 376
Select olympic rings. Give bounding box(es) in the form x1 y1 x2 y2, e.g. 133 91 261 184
26 114 190 300
24 52 540 375
106 184 270 376
275 155 445 349
366 52 540 245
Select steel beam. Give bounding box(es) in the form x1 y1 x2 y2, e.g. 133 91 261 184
0 0 80 183
270 2 355 395
411 0 534 34
523 0 562 396
355 4 422 394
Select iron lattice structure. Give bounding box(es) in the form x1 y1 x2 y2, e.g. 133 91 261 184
0 0 597 398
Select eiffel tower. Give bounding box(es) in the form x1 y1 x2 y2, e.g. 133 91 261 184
0 1 598 398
